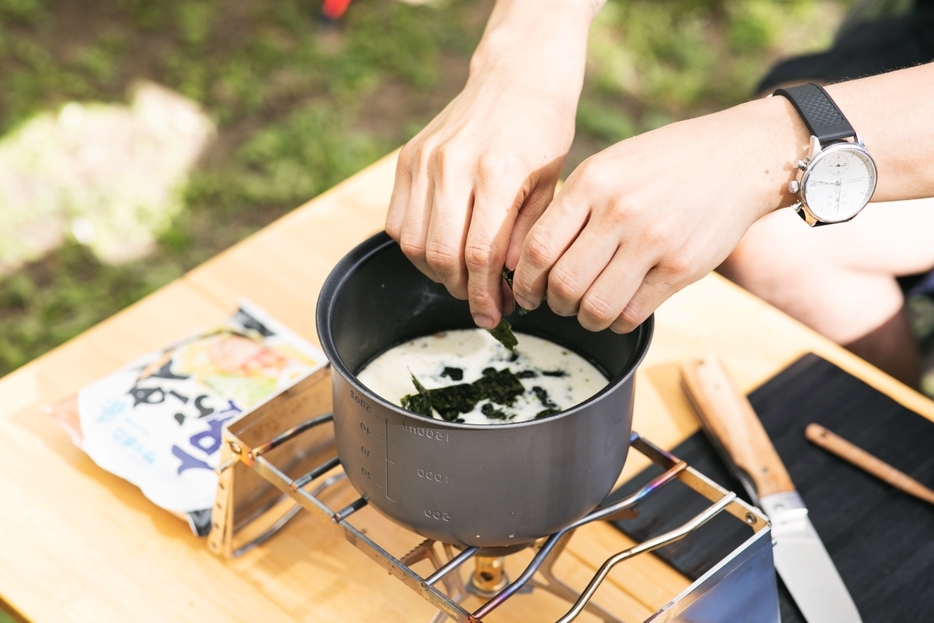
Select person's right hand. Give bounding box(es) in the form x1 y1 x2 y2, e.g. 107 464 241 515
385 0 597 330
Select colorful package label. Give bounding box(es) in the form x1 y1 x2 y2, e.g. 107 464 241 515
76 300 326 513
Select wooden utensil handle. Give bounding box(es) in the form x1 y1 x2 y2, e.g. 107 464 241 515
681 357 795 498
805 423 934 506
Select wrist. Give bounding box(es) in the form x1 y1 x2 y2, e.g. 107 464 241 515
747 94 812 220
470 0 596 97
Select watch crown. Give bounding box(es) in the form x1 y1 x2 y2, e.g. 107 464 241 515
795 159 808 171
788 180 801 194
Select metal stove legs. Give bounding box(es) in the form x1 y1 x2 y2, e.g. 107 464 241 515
419 531 624 623
528 531 624 623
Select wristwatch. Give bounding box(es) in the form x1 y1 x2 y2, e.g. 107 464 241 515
773 83 877 226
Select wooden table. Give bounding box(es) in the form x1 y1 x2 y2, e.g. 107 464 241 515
2 152 932 622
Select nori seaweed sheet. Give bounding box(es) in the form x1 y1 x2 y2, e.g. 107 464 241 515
541 370 567 377
485 267 536 353
440 367 464 381
488 318 518 353
401 367 526 421
531 385 561 419
400 374 433 417
502 268 530 315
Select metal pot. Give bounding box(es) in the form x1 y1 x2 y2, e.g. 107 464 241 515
316 232 652 548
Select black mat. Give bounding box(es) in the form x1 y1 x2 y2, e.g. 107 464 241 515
607 353 934 622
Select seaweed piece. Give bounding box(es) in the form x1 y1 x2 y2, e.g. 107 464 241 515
440 367 464 381
531 386 558 410
502 268 516 289
475 368 525 406
411 374 429 394
400 368 525 420
428 383 483 421
400 373 433 417
516 370 538 379
488 318 518 354
502 268 530 315
531 385 562 419
541 369 568 377
400 393 432 417
481 402 508 420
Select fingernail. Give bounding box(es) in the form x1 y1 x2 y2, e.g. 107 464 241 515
473 314 495 329
514 296 534 311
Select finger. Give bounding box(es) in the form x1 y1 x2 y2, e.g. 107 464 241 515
464 180 522 329
512 183 589 311
607 265 683 334
575 249 656 332
504 159 563 270
397 148 441 282
385 146 413 239
543 217 621 317
424 154 474 299
501 278 516 315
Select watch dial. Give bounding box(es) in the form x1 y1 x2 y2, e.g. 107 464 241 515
802 146 876 222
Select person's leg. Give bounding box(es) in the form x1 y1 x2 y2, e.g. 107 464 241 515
719 197 934 388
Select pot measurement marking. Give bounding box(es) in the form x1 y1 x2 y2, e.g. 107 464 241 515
349 388 371 412
385 417 396 501
417 468 450 484
402 420 450 442
424 508 451 522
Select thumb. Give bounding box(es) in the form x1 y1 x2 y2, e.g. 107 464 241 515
505 169 563 269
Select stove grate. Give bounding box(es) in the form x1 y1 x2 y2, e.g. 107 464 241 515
208 370 779 623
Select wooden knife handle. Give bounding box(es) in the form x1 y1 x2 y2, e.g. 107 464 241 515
806 423 934 506
681 357 795 498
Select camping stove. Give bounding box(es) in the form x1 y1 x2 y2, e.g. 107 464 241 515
208 369 780 623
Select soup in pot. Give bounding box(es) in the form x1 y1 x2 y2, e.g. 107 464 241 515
356 329 607 424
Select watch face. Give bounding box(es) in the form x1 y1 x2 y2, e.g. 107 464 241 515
802 143 877 222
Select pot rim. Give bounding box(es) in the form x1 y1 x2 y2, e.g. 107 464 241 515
317 231 654 430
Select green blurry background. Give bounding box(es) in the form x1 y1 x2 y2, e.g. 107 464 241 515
0 0 850 619
0 0 848 380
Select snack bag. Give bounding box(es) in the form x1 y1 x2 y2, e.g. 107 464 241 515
49 300 326 535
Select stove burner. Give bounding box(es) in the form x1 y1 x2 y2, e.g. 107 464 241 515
208 371 780 622
468 557 510 597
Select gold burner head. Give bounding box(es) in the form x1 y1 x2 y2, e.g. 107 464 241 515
469 556 509 596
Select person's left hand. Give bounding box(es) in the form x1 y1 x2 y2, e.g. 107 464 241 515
508 99 803 332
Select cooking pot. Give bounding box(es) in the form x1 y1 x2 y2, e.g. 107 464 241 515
316 232 652 548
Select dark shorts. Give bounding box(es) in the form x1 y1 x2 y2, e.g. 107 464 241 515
756 1 934 94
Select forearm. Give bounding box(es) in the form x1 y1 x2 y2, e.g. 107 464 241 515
824 63 934 202
746 62 934 221
469 0 604 104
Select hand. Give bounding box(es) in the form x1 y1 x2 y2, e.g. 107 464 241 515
385 0 595 329
510 97 808 333
386 77 573 328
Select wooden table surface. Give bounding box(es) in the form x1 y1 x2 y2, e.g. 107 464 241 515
2 151 932 623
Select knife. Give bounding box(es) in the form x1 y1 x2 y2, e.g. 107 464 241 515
680 357 862 623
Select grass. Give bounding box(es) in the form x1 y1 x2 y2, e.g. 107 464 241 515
0 0 846 379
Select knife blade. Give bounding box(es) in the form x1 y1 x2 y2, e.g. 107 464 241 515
680 357 862 623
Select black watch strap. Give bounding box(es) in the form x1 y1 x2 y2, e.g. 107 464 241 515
773 83 856 144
